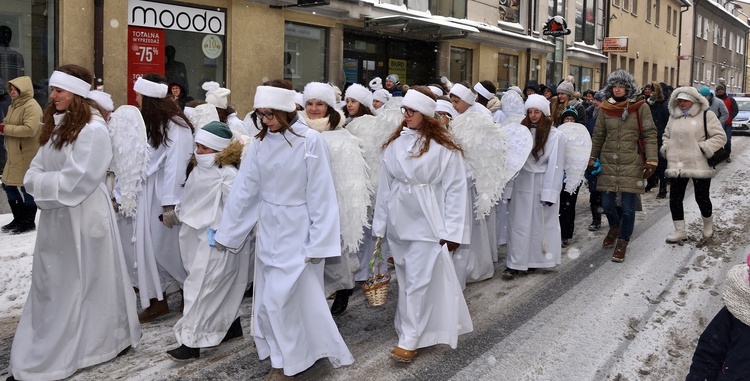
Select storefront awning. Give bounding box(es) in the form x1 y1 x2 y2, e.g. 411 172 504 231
364 15 479 40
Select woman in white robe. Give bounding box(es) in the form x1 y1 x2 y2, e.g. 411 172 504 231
131 74 194 323
214 81 353 379
10 65 141 381
167 122 249 361
373 87 473 363
503 94 566 278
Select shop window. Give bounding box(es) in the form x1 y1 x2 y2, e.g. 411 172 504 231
429 0 466 19
497 53 518 90
498 0 519 23
575 0 596 45
530 58 540 82
0 0 56 117
285 22 327 92
449 47 472 85
569 65 593 92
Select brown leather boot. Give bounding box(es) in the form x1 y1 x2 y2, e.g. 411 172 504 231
612 239 628 263
602 226 621 248
138 293 169 323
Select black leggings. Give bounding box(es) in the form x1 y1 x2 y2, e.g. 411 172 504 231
669 177 712 220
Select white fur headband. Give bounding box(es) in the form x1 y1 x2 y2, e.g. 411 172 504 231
402 90 436 117
449 83 476 105
49 71 91 98
134 77 168 99
254 86 297 113
473 82 493 100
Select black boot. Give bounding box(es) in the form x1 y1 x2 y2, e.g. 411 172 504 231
2 200 22 233
330 288 353 316
166 344 200 361
221 317 243 343
11 203 36 235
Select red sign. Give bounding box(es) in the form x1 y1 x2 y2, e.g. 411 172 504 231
127 26 165 106
677 55 691 60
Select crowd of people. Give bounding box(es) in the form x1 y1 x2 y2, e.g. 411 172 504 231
0 64 734 380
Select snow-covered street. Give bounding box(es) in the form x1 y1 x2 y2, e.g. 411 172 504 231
1 137 749 381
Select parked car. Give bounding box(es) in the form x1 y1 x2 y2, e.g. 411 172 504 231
731 96 750 136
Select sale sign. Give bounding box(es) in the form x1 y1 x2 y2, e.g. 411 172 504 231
127 26 165 106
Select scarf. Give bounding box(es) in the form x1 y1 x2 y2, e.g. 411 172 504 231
600 98 645 121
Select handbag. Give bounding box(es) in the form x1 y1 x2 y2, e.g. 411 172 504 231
703 110 729 167
362 237 391 307
634 108 654 179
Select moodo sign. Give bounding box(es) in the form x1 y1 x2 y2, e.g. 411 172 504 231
128 0 226 36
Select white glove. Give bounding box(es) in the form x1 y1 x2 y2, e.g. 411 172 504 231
161 205 179 228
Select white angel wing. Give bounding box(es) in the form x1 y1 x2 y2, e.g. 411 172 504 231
499 122 534 180
108 105 149 218
451 112 508 218
321 129 373 254
557 122 593 193
346 115 391 192
187 103 220 132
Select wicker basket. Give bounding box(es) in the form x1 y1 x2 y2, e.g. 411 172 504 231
362 237 391 307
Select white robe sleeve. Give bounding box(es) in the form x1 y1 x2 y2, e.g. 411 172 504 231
441 149 468 243
25 123 113 209
304 135 342 259
540 132 566 204
215 143 261 250
371 157 393 238
158 122 193 206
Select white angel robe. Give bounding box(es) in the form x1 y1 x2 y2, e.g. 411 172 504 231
13 116 141 380
173 160 250 348
372 127 473 351
504 127 566 271
132 120 193 307
453 183 494 290
214 120 353 376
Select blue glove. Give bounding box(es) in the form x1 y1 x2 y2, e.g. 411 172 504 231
591 158 602 176
206 227 217 247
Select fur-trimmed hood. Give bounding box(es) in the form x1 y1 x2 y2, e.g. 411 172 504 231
602 69 639 100
185 140 243 181
668 86 709 119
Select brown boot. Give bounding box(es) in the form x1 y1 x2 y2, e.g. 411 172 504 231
612 239 628 263
138 293 169 323
602 226 620 248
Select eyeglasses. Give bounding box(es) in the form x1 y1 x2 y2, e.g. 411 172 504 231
437 112 453 121
400 107 416 117
255 110 275 121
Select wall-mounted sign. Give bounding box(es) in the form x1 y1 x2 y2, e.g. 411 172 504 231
127 26 165 106
128 0 225 35
543 16 571 37
602 37 628 53
202 34 223 59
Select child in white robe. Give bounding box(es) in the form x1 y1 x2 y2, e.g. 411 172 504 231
166 121 248 361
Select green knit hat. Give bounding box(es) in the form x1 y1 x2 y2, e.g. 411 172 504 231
195 121 232 151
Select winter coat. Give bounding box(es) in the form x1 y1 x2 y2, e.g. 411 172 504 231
2 76 42 186
686 307 750 381
661 86 726 179
591 99 657 194
706 94 729 126
716 93 739 125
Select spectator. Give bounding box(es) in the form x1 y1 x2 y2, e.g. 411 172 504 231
645 82 670 198
715 83 738 163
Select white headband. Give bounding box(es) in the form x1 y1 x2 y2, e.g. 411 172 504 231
428 85 444 97
254 86 297 113
449 83 476 105
402 90 436 117
195 129 231 151
134 77 168 99
49 71 91 98
436 99 458 119
473 82 493 100
87 90 114 111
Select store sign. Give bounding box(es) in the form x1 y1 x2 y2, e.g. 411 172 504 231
284 23 322 40
542 16 571 37
127 26 165 106
202 35 223 59
128 0 225 35
602 37 628 53
388 59 407 85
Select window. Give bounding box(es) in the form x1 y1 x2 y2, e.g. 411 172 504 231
672 9 678 35
652 63 657 82
613 0 620 7
663 67 669 83
408 0 428 12
497 0 518 23
629 58 635 74
632 0 637 16
0 0 56 115
285 22 328 91
642 62 649 85
645 0 652 22
430 0 466 18
730 32 733 51
722 28 727 47
497 53 518 90
575 0 597 45
450 47 472 84
623 0 630 13
666 5 671 33
654 0 660 26
696 15 702 38
548 0 565 17
714 24 719 45
569 65 593 92
530 58 540 81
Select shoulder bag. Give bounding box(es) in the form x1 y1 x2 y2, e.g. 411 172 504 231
704 110 729 167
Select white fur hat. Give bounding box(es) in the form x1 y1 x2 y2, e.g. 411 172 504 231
449 83 476 105
436 99 458 119
372 89 390 104
525 94 550 116
402 90 436 117
345 83 373 112
254 85 297 113
203 81 231 109
428 85 444 97
88 90 114 112
369 77 383 91
134 77 168 99
303 82 337 108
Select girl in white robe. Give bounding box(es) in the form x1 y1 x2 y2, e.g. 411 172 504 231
167 121 249 361
503 94 566 278
214 82 353 379
10 65 141 381
131 74 194 323
373 87 473 363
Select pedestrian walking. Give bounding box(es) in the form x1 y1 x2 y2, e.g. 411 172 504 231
662 86 726 244
715 83 738 163
645 82 670 198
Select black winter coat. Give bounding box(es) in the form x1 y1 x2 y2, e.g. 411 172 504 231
686 306 750 381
